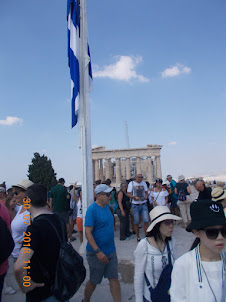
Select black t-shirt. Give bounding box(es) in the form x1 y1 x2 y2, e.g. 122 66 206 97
175 182 189 195
197 186 212 201
22 213 67 302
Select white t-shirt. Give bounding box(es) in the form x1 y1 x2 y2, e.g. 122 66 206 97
11 205 30 258
127 181 148 205
77 198 83 219
150 189 169 206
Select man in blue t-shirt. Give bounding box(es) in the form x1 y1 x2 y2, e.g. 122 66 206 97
84 184 121 302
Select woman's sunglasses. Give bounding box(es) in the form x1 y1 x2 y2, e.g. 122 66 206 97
201 227 226 240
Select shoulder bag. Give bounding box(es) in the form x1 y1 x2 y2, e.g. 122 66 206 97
144 241 172 302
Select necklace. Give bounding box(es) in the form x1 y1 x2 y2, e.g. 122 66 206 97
201 263 222 302
156 240 165 253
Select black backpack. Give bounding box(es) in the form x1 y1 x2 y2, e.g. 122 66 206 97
37 215 86 301
0 215 15 264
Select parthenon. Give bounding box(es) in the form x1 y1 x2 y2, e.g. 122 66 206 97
92 144 162 187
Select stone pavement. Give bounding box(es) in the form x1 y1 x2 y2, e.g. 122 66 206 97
3 185 198 302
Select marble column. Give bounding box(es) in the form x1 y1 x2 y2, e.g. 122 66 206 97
155 156 162 179
92 160 95 183
115 158 122 185
94 159 100 181
147 157 154 183
99 159 104 181
126 158 131 180
105 159 111 180
136 157 142 175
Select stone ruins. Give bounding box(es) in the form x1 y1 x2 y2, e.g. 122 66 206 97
92 144 162 186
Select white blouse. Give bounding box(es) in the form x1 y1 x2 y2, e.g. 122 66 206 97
170 247 226 302
150 189 169 206
134 237 178 302
11 205 30 258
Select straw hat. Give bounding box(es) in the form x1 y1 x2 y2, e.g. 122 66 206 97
147 206 182 232
211 187 226 202
12 179 34 191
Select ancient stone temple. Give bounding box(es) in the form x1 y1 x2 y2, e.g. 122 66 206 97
92 145 162 187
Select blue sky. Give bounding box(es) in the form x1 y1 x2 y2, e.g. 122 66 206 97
1 0 226 187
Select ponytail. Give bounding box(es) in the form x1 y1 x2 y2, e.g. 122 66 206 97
190 237 200 250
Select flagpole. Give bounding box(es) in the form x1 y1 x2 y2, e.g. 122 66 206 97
79 0 93 251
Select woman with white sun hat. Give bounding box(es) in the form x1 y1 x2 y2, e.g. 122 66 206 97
134 206 181 302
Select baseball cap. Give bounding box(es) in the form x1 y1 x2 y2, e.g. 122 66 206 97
94 184 113 195
0 187 6 193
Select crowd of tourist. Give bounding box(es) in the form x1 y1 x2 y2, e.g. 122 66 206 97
0 173 225 302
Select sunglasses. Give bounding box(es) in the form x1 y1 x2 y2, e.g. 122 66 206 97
100 192 111 197
163 220 174 226
200 227 226 240
137 176 143 179
122 185 127 188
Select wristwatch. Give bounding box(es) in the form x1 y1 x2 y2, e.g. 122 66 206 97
94 248 100 254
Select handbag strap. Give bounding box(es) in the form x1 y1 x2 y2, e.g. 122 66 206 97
35 214 66 244
144 240 172 293
155 190 161 202
166 241 172 266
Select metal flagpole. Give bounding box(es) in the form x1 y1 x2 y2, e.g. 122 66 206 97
79 0 93 252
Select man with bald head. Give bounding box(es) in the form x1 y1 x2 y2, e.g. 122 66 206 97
195 180 212 201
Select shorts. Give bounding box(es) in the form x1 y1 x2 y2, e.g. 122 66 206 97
132 203 149 225
76 217 83 232
86 250 118 285
69 206 77 220
57 211 69 225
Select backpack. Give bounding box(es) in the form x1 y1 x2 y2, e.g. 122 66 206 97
178 188 186 201
36 215 86 301
0 216 15 264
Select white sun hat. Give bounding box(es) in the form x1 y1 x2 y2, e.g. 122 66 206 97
147 206 182 232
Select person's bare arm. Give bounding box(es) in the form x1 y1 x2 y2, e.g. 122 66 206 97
164 195 169 206
85 226 109 264
174 188 178 195
72 185 79 203
187 186 191 194
127 191 139 201
118 192 125 217
14 248 44 293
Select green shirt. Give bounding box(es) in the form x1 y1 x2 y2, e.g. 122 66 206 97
50 184 69 212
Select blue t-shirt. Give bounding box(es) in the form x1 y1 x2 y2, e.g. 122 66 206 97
85 202 115 255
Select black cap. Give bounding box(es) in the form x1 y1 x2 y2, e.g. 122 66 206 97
186 199 226 232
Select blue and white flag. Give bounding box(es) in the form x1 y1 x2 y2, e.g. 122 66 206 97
67 0 92 128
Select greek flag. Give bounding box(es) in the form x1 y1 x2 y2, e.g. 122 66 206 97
67 0 92 128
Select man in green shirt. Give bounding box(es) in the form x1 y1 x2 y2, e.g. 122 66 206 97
50 178 75 242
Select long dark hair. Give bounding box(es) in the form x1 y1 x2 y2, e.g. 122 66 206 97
146 221 171 243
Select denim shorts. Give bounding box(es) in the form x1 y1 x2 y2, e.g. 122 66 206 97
86 251 118 285
132 203 149 224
